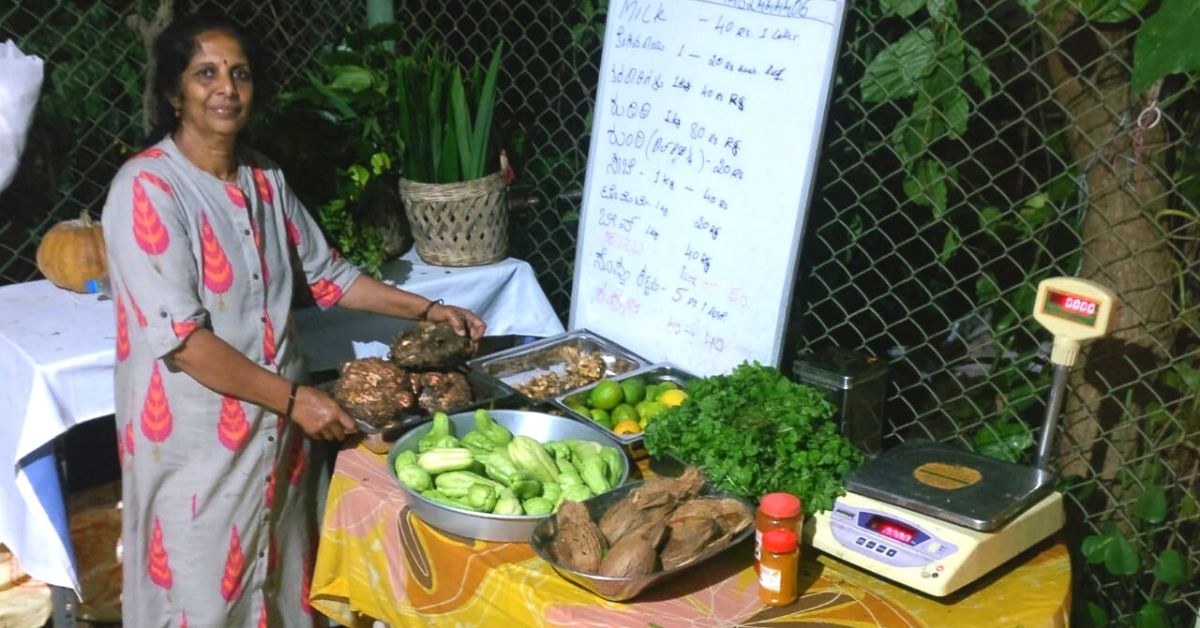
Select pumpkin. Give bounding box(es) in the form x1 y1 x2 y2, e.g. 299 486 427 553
36 211 108 293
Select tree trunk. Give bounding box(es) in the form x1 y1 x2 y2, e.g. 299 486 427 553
127 0 175 138
1037 5 1176 482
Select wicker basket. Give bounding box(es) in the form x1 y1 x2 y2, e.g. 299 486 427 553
399 173 508 266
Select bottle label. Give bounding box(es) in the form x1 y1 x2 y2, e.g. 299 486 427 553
754 529 762 562
759 565 782 592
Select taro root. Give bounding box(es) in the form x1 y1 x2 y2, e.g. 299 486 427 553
661 515 720 570
598 521 667 578
331 358 409 428
550 501 605 573
415 370 473 413
389 321 473 370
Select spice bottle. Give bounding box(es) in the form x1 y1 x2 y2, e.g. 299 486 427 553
758 528 799 607
755 492 803 572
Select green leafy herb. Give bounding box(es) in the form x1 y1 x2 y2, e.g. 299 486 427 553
643 362 863 513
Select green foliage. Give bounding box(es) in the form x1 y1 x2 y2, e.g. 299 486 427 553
272 25 504 273
1131 0 1200 92
642 362 862 513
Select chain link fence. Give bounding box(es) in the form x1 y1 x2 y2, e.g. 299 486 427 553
1 0 1196 624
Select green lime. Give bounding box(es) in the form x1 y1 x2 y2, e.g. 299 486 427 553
620 377 647 405
611 403 638 425
658 380 680 392
644 383 663 402
589 408 612 428
589 380 624 411
568 403 590 417
635 400 667 422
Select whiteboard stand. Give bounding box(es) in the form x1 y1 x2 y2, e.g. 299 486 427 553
570 0 849 377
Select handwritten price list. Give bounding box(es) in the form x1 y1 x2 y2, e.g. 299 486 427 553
571 0 846 376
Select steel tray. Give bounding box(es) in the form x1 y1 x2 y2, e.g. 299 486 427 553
551 362 697 445
466 329 650 403
386 409 629 542
325 366 523 437
529 478 755 601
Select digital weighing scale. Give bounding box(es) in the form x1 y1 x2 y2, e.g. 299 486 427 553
809 277 1118 597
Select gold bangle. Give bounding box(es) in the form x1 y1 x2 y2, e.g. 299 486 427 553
419 298 444 321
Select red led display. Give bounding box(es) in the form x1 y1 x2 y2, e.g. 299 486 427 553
1042 289 1100 326
867 516 918 545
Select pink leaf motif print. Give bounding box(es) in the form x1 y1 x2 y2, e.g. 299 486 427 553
132 177 169 255
147 516 173 590
218 395 250 451
124 421 135 459
115 293 130 361
225 184 247 209
132 147 164 160
251 164 274 204
126 286 148 327
140 362 173 442
309 279 343 308
220 525 246 602
200 212 234 293
172 320 198 339
285 217 301 248
139 171 172 196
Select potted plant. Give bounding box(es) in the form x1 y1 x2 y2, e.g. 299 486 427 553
269 26 508 272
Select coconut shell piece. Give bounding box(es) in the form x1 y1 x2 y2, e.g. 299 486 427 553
550 501 605 574
661 515 720 570
388 321 473 370
331 358 409 428
598 521 667 578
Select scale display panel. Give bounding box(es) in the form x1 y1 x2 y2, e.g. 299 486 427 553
1040 289 1101 327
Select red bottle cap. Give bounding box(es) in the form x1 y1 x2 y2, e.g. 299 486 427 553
762 528 798 553
759 492 802 518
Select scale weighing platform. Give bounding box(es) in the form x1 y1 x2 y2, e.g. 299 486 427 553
810 277 1118 597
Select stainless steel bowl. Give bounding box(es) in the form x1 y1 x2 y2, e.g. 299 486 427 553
529 480 755 601
386 409 629 542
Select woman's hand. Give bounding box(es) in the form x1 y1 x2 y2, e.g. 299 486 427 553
427 303 487 346
288 385 359 441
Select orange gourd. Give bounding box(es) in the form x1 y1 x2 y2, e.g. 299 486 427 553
36 211 108 293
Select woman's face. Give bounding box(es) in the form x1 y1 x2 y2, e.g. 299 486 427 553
170 29 254 140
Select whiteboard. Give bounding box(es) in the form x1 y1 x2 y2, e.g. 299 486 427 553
569 0 848 377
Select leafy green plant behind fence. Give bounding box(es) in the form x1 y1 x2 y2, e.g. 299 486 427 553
1 0 1196 624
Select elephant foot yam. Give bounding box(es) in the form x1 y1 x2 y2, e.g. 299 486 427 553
389 321 473 370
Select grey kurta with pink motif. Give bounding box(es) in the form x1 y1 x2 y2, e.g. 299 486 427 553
102 137 360 627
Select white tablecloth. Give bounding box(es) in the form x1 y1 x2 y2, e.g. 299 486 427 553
0 251 564 592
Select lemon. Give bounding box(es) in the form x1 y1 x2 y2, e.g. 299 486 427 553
620 378 647 405
589 380 623 411
589 408 612 428
658 389 688 408
613 419 642 435
611 403 638 425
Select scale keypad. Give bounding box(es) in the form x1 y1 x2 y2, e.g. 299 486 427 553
830 502 958 569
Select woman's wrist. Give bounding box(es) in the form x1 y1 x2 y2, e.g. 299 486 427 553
285 382 300 420
418 298 444 321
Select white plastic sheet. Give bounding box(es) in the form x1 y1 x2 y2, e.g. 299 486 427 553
0 40 44 194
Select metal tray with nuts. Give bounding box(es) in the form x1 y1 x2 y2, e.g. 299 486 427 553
465 329 651 403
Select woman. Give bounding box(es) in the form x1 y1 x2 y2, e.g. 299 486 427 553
102 13 485 626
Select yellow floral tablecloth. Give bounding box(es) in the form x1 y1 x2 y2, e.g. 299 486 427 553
311 446 1070 627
